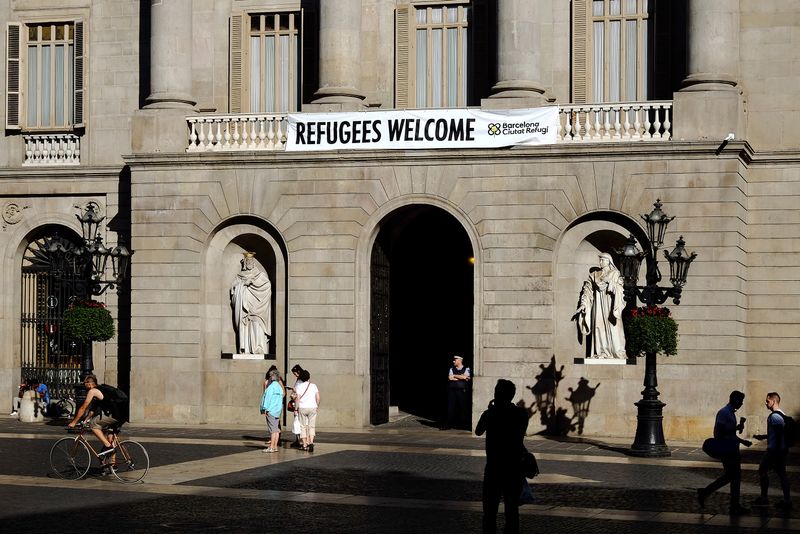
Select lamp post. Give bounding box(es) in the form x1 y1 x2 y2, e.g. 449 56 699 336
47 203 133 404
616 200 697 457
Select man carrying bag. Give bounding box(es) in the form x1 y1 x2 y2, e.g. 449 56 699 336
698 390 752 515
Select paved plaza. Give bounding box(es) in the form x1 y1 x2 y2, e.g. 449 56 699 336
0 415 797 533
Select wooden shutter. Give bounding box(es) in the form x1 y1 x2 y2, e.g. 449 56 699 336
229 14 245 113
73 20 85 127
571 0 588 104
6 22 21 130
395 4 410 108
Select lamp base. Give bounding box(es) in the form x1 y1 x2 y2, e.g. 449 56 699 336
630 398 671 457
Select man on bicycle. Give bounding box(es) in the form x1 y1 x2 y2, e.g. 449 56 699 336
67 374 121 457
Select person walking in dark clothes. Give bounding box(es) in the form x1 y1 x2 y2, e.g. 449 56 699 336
698 390 752 515
443 355 471 430
475 379 529 534
753 392 792 510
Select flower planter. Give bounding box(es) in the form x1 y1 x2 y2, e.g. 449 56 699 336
623 305 678 357
62 299 115 343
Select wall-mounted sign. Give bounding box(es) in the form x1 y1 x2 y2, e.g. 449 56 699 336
286 107 558 152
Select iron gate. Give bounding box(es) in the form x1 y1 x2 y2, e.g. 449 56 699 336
20 234 88 400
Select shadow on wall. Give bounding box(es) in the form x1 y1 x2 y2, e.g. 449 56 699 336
517 355 600 436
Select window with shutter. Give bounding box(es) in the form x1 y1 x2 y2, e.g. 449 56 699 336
395 2 473 108
396 3 470 109
7 20 82 130
230 11 302 113
573 0 650 103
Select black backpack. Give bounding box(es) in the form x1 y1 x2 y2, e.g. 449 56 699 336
98 384 130 423
779 412 798 448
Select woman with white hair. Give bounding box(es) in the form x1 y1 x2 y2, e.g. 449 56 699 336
260 368 284 452
575 252 627 359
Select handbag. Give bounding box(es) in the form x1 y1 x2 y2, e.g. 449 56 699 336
522 449 539 479
702 437 736 459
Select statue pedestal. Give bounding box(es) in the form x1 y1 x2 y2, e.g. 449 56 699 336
221 352 274 360
574 357 633 365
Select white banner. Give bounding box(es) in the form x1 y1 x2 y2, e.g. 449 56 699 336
286 107 558 152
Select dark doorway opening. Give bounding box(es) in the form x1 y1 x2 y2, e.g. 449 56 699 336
370 205 474 425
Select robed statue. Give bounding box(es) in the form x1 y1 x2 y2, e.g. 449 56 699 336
230 252 272 354
574 252 627 359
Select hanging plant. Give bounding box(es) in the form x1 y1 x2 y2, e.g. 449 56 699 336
62 299 115 343
623 305 678 357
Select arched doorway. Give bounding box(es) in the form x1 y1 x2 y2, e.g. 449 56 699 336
20 226 87 400
370 205 474 425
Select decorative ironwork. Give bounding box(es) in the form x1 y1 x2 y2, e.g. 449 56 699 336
370 239 391 425
21 235 88 400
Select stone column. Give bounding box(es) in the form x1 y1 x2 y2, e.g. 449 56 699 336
673 0 742 141
133 0 196 153
483 0 552 109
145 0 195 109
308 0 366 110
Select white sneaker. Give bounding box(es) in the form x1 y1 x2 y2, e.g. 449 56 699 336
9 411 18 416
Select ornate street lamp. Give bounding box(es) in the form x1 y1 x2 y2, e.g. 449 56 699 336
47 203 134 404
616 200 697 457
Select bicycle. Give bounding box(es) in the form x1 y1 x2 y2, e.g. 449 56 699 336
52 396 76 418
49 422 149 483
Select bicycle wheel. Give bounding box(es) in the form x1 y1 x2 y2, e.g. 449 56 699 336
57 399 75 418
50 438 91 480
110 440 149 483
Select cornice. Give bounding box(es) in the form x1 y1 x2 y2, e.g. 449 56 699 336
122 141 792 170
0 166 124 180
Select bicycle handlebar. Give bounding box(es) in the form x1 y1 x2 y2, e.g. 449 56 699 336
66 422 90 433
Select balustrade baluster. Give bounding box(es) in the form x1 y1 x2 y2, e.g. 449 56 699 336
643 109 653 140
258 117 267 148
602 108 612 140
662 105 672 140
188 121 198 151
633 107 642 139
574 110 583 141
622 106 632 140
591 109 600 140
652 106 663 139
232 120 241 147
223 120 232 149
266 117 275 148
214 120 223 150
250 119 259 149
197 120 207 149
241 119 250 147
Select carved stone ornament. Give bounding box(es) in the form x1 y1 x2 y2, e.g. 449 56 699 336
2 202 29 229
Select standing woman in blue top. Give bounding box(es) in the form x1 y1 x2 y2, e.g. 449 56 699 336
260 369 284 453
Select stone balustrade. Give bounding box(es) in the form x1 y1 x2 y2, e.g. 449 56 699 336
558 102 672 142
23 134 81 165
186 102 674 152
187 114 288 152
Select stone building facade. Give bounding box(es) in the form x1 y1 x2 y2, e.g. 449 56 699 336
1 0 798 440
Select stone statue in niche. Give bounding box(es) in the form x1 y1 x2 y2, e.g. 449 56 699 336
230 252 272 354
574 252 627 359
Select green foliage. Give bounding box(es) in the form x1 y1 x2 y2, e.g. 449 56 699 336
62 299 115 343
623 306 678 357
